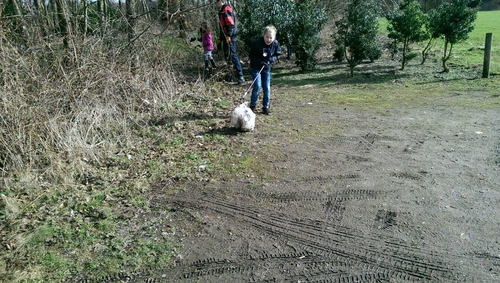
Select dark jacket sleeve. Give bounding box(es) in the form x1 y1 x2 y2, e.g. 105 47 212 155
269 40 282 64
249 38 282 71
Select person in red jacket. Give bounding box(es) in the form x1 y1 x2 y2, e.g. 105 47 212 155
215 0 245 84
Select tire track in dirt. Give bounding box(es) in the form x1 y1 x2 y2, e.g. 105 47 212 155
138 110 497 282
161 256 395 283
251 187 379 203
148 189 458 282
122 256 395 283
67 128 491 282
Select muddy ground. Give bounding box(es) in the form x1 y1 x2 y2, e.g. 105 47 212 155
113 62 500 282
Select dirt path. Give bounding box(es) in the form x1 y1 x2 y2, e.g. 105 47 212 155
132 84 500 282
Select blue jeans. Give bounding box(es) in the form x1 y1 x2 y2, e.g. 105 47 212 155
202 50 213 61
250 68 271 109
222 37 243 77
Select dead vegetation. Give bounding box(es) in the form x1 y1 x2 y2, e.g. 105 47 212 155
0 25 245 281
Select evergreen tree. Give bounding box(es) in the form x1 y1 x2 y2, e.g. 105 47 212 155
430 0 479 72
240 0 327 71
292 0 327 71
334 0 381 76
387 0 429 70
240 0 296 51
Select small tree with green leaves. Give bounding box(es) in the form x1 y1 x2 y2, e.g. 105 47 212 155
334 0 381 76
420 12 436 65
240 0 326 71
240 0 296 53
240 0 274 48
271 0 296 55
292 0 328 71
430 0 479 72
386 0 429 70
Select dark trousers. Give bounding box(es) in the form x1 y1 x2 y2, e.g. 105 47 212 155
222 36 243 78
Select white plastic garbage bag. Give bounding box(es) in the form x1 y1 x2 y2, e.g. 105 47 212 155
230 103 255 131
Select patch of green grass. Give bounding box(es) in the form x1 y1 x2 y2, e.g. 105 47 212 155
186 153 200 161
88 193 106 208
467 11 500 45
215 99 232 108
224 143 281 181
130 196 148 208
175 101 191 108
201 134 225 141
20 212 174 282
247 182 261 189
8 172 174 282
320 75 500 110
97 219 116 233
147 158 168 181
169 135 184 147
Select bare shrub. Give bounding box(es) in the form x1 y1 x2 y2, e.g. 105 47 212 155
0 32 200 177
0 29 211 281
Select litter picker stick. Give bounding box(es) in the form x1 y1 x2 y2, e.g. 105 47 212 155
240 64 266 103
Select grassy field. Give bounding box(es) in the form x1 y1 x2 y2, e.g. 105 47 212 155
380 10 500 73
0 9 499 283
453 10 500 72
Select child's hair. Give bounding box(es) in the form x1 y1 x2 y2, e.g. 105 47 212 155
200 21 212 34
263 25 277 37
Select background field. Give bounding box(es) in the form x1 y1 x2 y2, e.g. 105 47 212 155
378 10 500 74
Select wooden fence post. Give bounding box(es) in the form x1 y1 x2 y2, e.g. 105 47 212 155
482 33 493 78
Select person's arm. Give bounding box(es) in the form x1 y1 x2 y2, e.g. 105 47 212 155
217 13 224 41
269 41 282 64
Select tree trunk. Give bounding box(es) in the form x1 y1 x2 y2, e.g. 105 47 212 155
140 0 150 20
98 0 109 36
442 40 451 73
347 59 355 77
55 0 73 49
421 37 433 65
126 0 138 72
33 0 51 39
401 39 408 70
7 0 28 41
83 0 88 39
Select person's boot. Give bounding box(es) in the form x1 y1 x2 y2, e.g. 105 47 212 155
204 61 209 72
210 59 217 69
